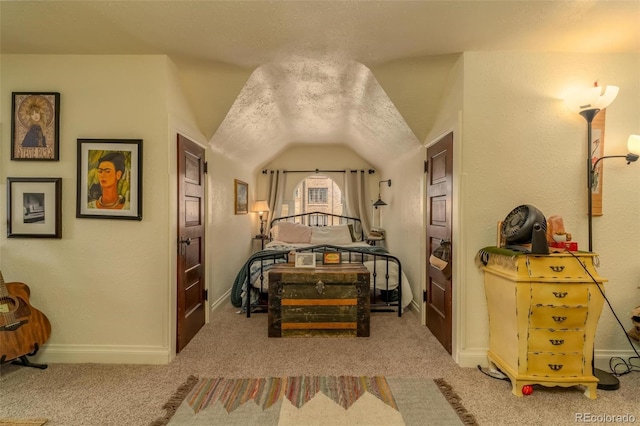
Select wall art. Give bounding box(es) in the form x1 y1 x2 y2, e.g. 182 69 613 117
11 92 60 161
76 139 142 220
7 177 62 238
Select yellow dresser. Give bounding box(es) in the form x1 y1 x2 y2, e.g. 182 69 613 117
480 248 606 398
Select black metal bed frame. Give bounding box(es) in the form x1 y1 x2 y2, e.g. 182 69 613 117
270 212 365 240
244 212 402 318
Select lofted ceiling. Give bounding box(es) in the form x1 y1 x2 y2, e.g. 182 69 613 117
2 1 639 169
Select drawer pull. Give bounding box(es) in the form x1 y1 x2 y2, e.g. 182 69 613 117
552 316 567 322
550 266 565 273
549 339 565 346
552 291 568 298
315 280 325 294
548 364 564 371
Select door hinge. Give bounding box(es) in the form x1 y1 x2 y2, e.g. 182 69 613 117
203 161 208 174
423 290 427 303
203 289 208 301
424 160 429 173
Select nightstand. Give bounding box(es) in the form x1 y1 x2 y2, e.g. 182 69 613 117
252 235 269 253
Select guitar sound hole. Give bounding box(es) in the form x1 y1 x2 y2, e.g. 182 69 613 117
0 296 17 313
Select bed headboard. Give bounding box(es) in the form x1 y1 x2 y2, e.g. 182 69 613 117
270 212 364 240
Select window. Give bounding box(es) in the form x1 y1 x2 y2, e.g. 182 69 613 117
308 188 328 204
293 175 344 216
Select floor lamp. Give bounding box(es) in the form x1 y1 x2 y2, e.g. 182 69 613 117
566 84 640 390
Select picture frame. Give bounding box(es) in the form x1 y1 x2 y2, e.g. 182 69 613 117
7 177 62 238
295 252 316 268
322 251 342 265
11 92 61 161
234 179 248 214
76 139 143 220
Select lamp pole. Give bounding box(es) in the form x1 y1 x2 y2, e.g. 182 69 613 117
579 108 599 252
578 108 622 391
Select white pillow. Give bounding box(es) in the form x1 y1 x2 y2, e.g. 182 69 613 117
271 222 312 243
310 225 353 245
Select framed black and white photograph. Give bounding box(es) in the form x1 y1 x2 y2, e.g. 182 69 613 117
7 177 62 238
234 179 248 215
11 92 61 161
295 252 316 268
76 139 142 220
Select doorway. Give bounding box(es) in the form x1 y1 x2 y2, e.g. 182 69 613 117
176 134 207 352
424 132 453 354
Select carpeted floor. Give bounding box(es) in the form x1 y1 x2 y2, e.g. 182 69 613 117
0 302 638 425
0 420 48 426
151 375 477 425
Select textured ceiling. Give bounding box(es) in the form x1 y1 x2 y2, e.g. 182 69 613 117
2 1 638 169
211 59 420 165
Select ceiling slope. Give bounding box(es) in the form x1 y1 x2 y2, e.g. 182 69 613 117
210 59 420 170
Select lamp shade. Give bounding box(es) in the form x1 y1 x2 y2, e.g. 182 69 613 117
251 200 270 213
628 134 640 155
373 197 387 207
565 85 619 113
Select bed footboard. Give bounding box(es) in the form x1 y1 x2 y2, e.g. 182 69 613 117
243 244 403 318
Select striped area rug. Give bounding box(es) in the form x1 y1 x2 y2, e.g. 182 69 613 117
152 375 478 425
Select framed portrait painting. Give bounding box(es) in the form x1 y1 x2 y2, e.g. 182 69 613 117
234 179 248 214
11 92 60 161
7 177 62 238
76 139 142 220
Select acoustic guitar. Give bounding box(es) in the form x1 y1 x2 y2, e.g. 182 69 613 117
0 271 51 364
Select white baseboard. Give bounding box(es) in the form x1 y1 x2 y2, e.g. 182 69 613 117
211 288 231 312
26 344 172 365
457 347 639 371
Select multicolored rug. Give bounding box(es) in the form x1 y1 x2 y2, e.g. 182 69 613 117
151 375 477 425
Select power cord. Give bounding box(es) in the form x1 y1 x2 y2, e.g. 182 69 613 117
565 249 640 377
477 365 510 381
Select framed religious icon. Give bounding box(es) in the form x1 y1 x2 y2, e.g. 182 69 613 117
76 139 143 220
234 179 248 214
11 92 61 161
7 177 62 238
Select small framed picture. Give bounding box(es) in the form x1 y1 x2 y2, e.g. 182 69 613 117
295 252 316 268
323 251 342 265
11 92 61 161
7 177 62 238
76 139 142 220
234 179 248 214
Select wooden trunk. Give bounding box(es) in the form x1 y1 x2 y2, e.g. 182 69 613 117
268 264 370 337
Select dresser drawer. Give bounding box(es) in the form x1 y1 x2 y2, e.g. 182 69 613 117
530 284 589 305
528 329 585 352
526 256 593 279
529 305 588 329
527 352 584 376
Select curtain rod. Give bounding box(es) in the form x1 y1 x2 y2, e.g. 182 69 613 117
262 169 375 174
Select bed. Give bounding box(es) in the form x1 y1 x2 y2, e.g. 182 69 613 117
230 212 413 318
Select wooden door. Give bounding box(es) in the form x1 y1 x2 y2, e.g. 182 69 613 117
425 132 453 354
177 134 206 352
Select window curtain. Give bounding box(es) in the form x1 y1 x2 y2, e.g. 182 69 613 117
344 169 372 236
265 170 287 234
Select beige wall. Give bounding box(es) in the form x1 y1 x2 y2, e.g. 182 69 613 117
1 55 175 363
458 52 640 368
